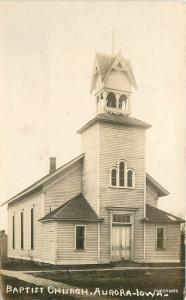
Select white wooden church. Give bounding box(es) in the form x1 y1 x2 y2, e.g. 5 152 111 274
7 51 184 265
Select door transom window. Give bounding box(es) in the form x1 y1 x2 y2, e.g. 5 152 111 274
113 214 131 224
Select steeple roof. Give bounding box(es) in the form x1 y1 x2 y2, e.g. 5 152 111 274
96 52 115 80
77 113 151 134
90 52 137 93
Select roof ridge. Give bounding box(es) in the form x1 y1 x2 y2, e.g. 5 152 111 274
4 153 85 206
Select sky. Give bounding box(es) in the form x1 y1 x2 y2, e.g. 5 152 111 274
0 1 185 232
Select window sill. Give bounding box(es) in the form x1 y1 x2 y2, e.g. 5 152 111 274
75 249 86 252
155 248 166 252
109 186 135 190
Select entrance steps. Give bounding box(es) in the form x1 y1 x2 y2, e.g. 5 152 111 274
111 260 141 267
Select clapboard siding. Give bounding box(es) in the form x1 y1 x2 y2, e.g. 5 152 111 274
56 221 98 264
8 192 44 261
145 223 181 262
44 161 82 215
81 122 100 214
42 222 56 264
146 185 158 207
99 122 146 262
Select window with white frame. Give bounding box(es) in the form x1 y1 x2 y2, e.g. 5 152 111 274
119 161 125 187
111 168 117 186
127 170 134 187
156 226 166 250
110 160 135 188
75 225 86 251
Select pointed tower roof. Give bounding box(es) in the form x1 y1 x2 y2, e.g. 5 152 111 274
90 51 137 93
96 52 116 80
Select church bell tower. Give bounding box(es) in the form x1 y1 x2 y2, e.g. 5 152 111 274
90 52 137 116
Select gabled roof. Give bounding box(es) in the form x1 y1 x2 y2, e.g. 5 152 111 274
142 204 184 223
77 113 151 134
5 144 170 208
90 52 137 93
96 52 115 81
5 153 85 206
146 173 169 197
39 194 101 222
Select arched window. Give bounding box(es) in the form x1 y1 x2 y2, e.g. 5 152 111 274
106 92 116 108
111 169 117 186
127 170 133 187
110 161 135 189
119 161 125 187
118 94 127 109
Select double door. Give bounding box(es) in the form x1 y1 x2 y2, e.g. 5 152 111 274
112 225 131 261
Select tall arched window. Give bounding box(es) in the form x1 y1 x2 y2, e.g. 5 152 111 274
119 161 125 187
118 94 127 109
111 169 117 186
127 170 133 187
106 92 116 108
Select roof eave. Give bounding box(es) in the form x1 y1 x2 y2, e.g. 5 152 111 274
146 173 169 197
40 217 103 223
8 186 42 207
141 218 184 224
77 116 151 134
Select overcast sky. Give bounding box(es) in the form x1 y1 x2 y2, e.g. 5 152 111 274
0 1 185 232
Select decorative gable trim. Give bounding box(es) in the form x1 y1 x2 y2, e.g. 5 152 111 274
103 52 137 89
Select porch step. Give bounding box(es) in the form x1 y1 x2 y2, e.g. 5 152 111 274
111 260 141 267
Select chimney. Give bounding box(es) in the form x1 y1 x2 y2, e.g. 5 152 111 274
49 157 56 174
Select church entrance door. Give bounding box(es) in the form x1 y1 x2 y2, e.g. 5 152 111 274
112 225 131 261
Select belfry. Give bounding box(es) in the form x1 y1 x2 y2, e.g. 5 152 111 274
90 52 137 116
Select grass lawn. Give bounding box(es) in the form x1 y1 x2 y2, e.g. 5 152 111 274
33 268 185 300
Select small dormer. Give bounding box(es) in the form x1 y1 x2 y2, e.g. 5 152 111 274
90 52 137 116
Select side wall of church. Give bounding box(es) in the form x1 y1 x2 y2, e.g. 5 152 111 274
8 192 45 262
